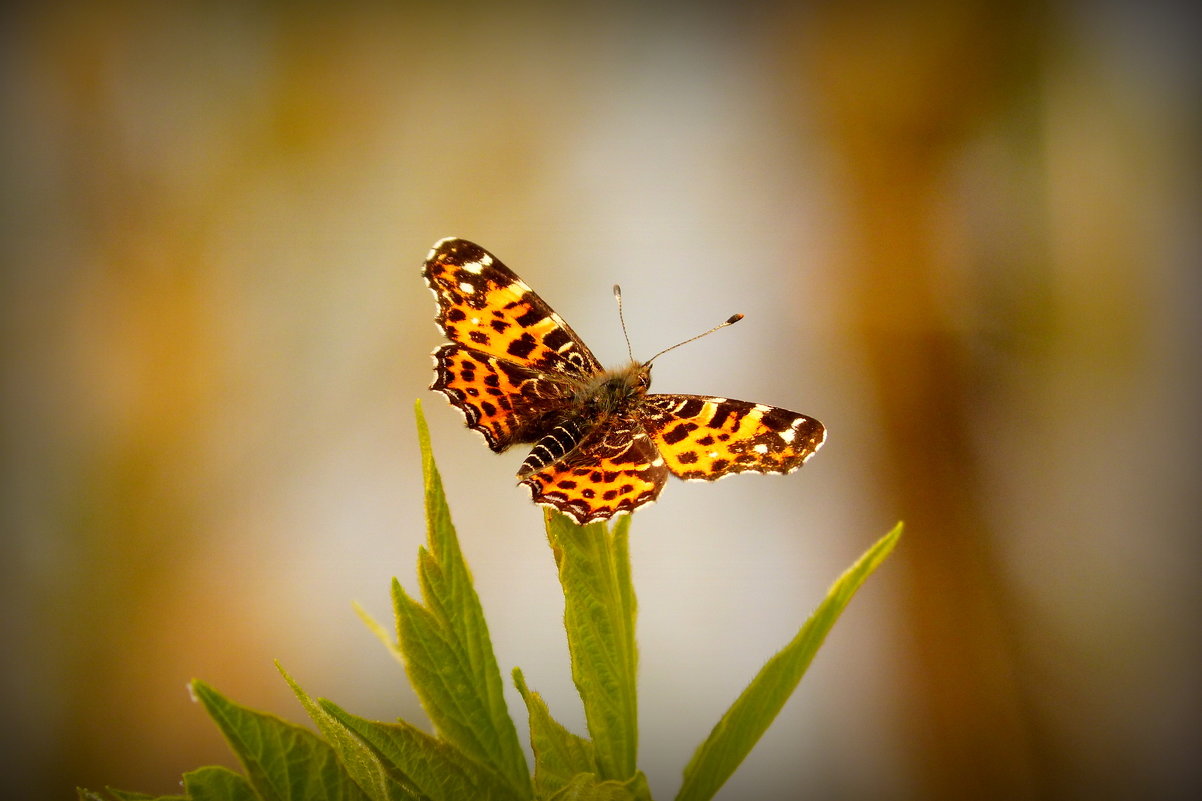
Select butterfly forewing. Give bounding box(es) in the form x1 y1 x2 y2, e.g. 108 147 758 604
423 238 601 378
638 394 825 480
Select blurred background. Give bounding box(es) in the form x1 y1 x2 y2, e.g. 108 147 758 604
2 1 1198 799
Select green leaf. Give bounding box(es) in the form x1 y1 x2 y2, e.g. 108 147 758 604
182 766 259 801
279 665 424 801
512 667 595 798
545 511 638 783
317 699 523 801
191 679 370 801
545 771 650 801
353 600 404 665
392 401 531 798
546 774 630 801
87 790 185 801
674 522 903 801
615 770 651 801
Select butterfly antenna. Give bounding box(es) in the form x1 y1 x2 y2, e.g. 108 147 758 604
613 284 636 362
646 313 744 365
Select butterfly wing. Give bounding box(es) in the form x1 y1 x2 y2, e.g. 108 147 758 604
638 395 825 480
430 343 581 452
519 415 669 524
422 238 602 377
424 237 606 453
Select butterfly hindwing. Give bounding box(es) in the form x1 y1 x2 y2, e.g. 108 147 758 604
430 343 577 452
519 415 669 524
638 394 825 481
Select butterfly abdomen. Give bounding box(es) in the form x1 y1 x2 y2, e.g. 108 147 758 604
518 418 590 476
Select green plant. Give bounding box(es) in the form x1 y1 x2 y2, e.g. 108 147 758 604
81 401 901 801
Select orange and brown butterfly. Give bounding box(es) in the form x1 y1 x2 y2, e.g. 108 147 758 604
421 237 825 525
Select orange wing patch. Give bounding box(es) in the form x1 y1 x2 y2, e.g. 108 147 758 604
520 417 669 524
639 395 825 481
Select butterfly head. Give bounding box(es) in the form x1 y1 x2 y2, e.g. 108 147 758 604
579 362 652 415
628 361 652 393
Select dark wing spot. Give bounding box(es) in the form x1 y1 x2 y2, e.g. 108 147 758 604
515 306 547 327
557 480 578 489
760 406 797 431
710 459 730 472
677 451 699 464
469 330 489 345
603 489 618 500
697 435 715 446
661 422 697 445
446 308 466 323
543 327 571 351
507 334 538 360
708 405 733 428
480 401 497 417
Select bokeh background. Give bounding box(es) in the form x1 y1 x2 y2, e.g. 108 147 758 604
2 2 1198 799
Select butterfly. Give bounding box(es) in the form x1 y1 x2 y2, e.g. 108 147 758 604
421 237 825 525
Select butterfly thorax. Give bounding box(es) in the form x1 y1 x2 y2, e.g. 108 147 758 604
517 363 650 478
574 362 651 415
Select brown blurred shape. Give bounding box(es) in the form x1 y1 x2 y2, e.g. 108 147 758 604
801 3 1046 798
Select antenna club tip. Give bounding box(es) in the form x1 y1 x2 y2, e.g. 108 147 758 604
613 284 622 297
726 313 744 325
